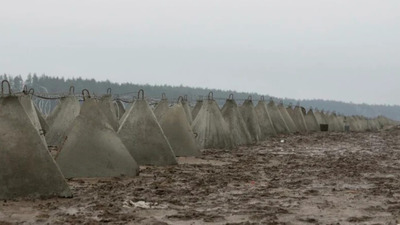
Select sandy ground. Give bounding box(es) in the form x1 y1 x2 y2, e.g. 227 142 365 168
2 127 400 224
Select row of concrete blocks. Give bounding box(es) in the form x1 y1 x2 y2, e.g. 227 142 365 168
188 94 396 149
0 87 396 200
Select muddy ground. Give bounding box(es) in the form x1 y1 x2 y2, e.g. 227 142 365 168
2 127 400 224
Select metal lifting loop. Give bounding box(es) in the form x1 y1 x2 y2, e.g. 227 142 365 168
1 80 12 96
177 96 183 103
248 95 252 101
208 92 213 100
138 89 144 100
69 86 75 95
162 93 166 100
107 88 112 95
183 95 188 101
22 85 28 94
260 96 265 101
82 89 91 100
28 88 34 95
228 93 234 100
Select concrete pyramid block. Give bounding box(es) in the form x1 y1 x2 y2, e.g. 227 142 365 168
191 99 203 120
56 92 139 178
313 109 327 127
221 95 252 146
327 112 343 132
304 108 320 132
182 95 193 125
46 87 80 147
118 90 177 166
34 104 49 136
114 100 126 120
157 98 201 157
255 97 277 139
239 96 262 144
266 100 290 134
18 94 48 146
0 91 71 200
288 105 308 133
191 92 235 149
153 93 169 121
99 91 120 131
278 102 299 133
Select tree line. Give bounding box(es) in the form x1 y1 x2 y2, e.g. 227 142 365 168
1 73 399 121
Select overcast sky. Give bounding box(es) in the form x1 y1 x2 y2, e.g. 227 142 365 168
1 0 399 105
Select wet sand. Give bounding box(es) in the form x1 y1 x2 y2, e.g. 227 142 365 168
2 127 400 224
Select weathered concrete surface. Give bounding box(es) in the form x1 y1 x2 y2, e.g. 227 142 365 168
356 116 369 132
347 116 362 132
334 113 345 132
239 99 262 144
367 118 381 131
192 99 235 149
157 101 201 157
118 98 177 166
278 102 299 133
56 98 139 178
327 113 344 132
114 100 126 120
288 106 308 133
221 99 252 146
34 104 49 135
98 95 120 131
45 96 80 147
304 108 320 132
313 110 327 129
153 98 170 121
266 100 290 134
0 96 71 200
18 94 48 146
255 99 277 139
119 101 134 125
191 99 203 121
182 97 193 125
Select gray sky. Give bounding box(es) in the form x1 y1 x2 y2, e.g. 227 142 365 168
1 0 399 105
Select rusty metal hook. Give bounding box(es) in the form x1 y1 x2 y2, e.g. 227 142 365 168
1 80 12 96
177 96 183 103
138 89 144 100
228 93 234 100
82 89 91 100
69 86 75 95
247 95 252 101
22 85 28 94
208 92 213 100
